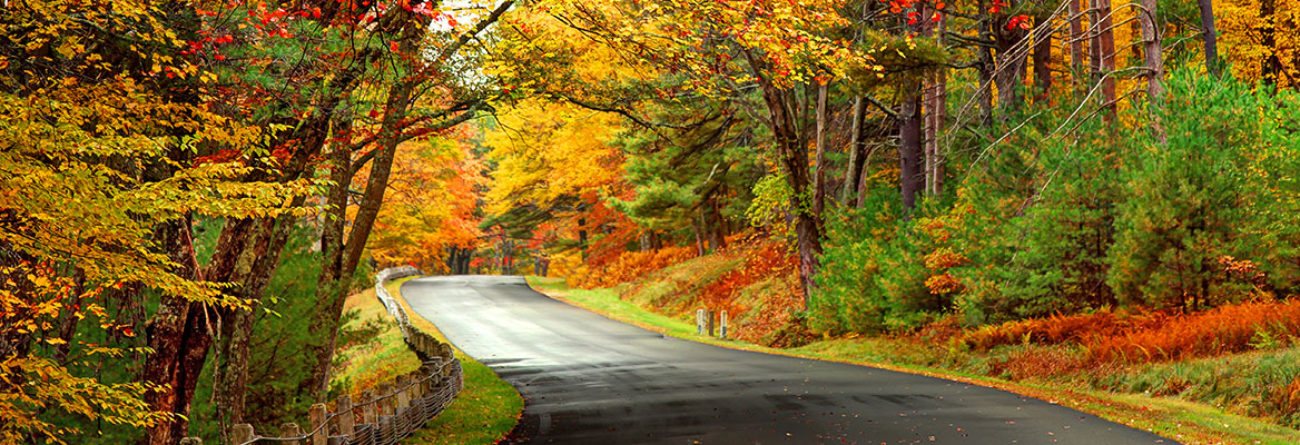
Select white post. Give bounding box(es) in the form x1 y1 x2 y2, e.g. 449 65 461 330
720 310 728 339
696 309 705 335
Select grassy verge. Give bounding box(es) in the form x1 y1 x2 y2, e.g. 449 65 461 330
334 278 423 391
334 277 523 445
526 275 1300 445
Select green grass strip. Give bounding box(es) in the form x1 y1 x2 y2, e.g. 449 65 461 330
394 278 525 445
335 277 523 445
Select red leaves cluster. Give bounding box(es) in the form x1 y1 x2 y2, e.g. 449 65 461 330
989 0 1007 14
888 0 944 25
1004 14 1032 31
700 239 796 317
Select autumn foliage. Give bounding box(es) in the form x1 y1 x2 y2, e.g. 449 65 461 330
959 298 1300 366
699 239 797 324
1087 299 1300 363
571 246 696 289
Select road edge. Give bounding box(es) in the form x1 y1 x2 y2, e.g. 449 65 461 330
523 276 1300 445
394 277 526 445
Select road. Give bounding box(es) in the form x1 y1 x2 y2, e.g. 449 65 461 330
401 276 1176 445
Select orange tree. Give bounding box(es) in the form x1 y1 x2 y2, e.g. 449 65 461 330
485 0 881 302
364 132 488 273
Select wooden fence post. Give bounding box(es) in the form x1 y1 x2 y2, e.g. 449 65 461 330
229 424 253 445
337 394 354 437
279 422 301 445
410 369 423 402
309 403 328 445
395 374 411 410
361 390 376 424
378 381 394 416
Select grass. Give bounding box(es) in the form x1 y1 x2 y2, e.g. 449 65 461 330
525 275 1300 445
334 278 423 392
334 277 523 445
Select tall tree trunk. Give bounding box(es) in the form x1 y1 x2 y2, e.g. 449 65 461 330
304 0 511 398
977 0 996 124
692 213 706 256
1260 0 1282 84
899 88 925 211
577 217 589 254
743 50 822 308
1198 0 1219 75
1098 0 1116 100
844 96 866 206
1091 0 1117 118
308 69 420 400
1069 0 1086 85
212 210 299 435
139 216 207 445
1033 16 1053 101
993 1 1029 112
992 23 1028 110
813 81 829 221
924 13 947 197
993 46 1027 110
1140 0 1165 98
708 196 728 250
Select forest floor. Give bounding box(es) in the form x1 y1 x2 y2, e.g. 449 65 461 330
333 277 523 445
528 271 1300 445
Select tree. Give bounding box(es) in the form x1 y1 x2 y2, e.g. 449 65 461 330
365 134 488 273
1198 0 1220 75
0 1 313 443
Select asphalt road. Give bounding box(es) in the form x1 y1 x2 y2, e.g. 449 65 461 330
402 276 1176 445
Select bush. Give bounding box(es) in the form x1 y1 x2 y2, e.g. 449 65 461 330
1087 299 1300 363
570 245 695 288
812 186 952 334
1107 70 1274 309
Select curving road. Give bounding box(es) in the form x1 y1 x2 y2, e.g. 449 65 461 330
402 276 1175 445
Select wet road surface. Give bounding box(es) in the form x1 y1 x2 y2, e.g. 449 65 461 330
402 275 1176 445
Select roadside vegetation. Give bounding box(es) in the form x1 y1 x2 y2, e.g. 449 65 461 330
528 236 1300 445
335 277 523 445
530 272 1300 444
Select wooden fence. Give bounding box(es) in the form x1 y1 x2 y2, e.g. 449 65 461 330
179 268 463 445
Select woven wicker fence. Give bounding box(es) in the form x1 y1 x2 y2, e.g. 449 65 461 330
179 267 462 445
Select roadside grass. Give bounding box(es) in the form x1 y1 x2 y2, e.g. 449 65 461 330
333 277 523 445
334 278 422 392
525 275 1300 445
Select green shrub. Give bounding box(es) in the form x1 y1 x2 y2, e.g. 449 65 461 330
1108 70 1274 309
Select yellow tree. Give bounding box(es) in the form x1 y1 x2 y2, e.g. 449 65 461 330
483 98 631 268
1218 0 1300 87
496 0 877 305
0 1 314 442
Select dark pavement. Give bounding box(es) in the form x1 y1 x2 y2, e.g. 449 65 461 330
401 275 1176 445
